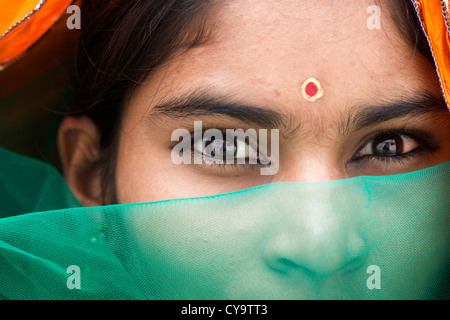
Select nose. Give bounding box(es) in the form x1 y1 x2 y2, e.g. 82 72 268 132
262 184 368 279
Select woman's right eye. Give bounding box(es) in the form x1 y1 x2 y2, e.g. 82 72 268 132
192 136 260 166
203 138 237 159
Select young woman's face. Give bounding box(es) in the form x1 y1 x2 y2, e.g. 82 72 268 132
114 0 450 203
60 0 450 299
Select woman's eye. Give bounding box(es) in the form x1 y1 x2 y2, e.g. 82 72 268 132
357 134 420 157
204 139 235 157
192 136 260 165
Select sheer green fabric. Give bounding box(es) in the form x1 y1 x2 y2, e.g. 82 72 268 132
0 146 449 299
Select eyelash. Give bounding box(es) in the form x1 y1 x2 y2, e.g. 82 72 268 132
348 128 440 166
191 152 267 173
174 127 440 171
189 129 270 169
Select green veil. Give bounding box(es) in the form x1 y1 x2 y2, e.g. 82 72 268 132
0 145 449 300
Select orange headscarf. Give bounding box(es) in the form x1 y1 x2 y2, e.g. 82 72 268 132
0 0 79 98
0 0 449 105
0 0 75 70
415 0 450 109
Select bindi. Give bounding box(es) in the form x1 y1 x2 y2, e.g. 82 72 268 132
301 78 323 102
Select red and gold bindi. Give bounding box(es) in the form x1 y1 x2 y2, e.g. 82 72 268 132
301 78 323 102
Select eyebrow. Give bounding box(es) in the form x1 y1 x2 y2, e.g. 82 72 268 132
148 90 449 134
149 91 283 128
345 92 449 134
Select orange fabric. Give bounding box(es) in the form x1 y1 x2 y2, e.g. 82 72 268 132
0 0 74 70
0 15 79 99
417 0 450 109
0 0 80 98
0 0 41 36
0 0 449 109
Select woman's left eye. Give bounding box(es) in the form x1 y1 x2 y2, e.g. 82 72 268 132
357 133 420 158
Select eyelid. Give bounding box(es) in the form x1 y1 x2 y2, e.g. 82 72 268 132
192 130 256 150
357 134 419 156
354 128 435 155
348 127 441 169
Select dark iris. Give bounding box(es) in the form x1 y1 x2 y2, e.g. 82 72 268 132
204 137 237 159
372 134 403 156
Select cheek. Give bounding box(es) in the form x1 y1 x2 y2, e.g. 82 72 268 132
115 127 178 204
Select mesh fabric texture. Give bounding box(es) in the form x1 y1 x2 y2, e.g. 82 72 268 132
0 146 449 299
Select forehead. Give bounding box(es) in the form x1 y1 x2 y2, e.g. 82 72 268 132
135 0 439 116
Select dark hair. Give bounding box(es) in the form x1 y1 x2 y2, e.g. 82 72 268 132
388 0 434 63
67 0 434 204
69 0 218 203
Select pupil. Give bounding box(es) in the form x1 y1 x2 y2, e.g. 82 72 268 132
373 135 403 156
205 138 236 158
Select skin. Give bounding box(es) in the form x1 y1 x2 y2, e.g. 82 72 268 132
58 0 450 299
